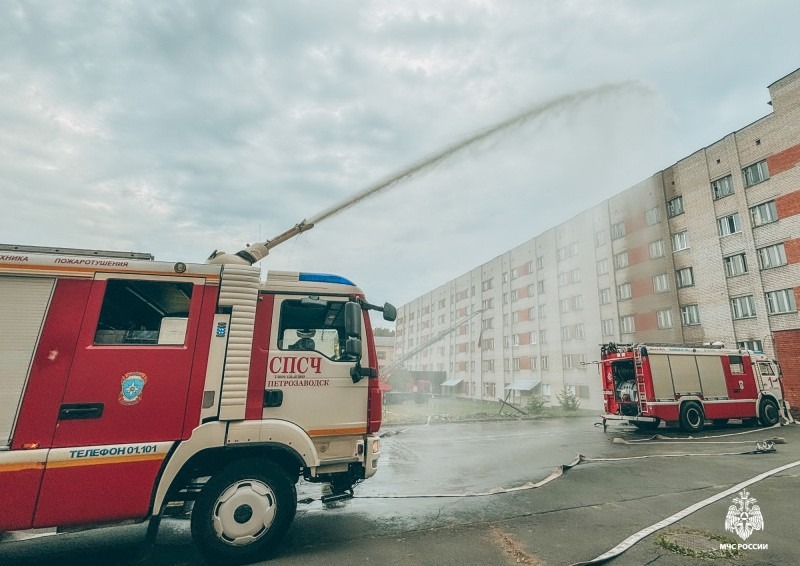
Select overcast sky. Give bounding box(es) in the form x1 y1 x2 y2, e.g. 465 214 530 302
2 1 800 323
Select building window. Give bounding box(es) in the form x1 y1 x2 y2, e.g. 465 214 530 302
750 201 778 227
481 338 495 350
536 256 544 269
482 298 494 309
482 318 493 330
594 230 607 247
597 258 609 275
672 231 689 252
645 206 661 226
742 160 769 188
512 312 520 324
481 279 493 291
765 289 797 314
529 332 537 345
558 272 570 286
653 273 669 293
528 283 536 296
502 272 510 283
541 356 549 370
539 330 547 344
611 222 626 240
512 357 521 370
757 243 787 270
724 253 748 277
569 242 579 256
617 283 632 301
574 323 585 339
718 213 742 237
599 288 612 305
620 315 635 334
528 307 536 320
537 280 545 293
614 251 629 269
556 247 568 261
730 295 756 320
559 298 570 313
503 336 511 348
667 196 684 217
711 175 734 200
681 304 700 326
602 319 614 336
561 326 572 341
737 339 763 352
676 267 694 288
657 309 673 329
649 240 665 259
563 354 574 369
572 295 583 310
482 359 495 372
538 304 547 318
484 382 496 397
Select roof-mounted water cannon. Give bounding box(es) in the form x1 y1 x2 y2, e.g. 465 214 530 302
207 219 315 265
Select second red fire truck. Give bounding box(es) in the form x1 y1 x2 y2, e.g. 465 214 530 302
600 342 788 432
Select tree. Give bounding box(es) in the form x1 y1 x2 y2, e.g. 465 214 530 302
557 387 581 411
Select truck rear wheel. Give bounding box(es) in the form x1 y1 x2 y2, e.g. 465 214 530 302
191 459 297 564
679 401 704 433
759 398 780 427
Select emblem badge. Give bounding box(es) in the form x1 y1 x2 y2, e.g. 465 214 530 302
119 372 148 405
724 489 764 541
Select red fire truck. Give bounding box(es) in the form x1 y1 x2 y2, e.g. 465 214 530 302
600 343 788 432
0 243 395 563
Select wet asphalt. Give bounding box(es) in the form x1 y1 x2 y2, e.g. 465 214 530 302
1 416 798 566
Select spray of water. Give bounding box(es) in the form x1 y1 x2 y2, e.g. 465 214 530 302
218 81 650 265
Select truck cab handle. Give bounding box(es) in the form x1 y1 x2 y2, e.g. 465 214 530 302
58 403 104 420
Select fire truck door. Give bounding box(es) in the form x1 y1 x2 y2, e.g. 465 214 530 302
260 296 369 439
724 355 758 400
33 276 208 527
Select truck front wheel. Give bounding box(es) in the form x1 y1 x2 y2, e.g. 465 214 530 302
191 459 297 564
759 398 780 427
679 401 705 433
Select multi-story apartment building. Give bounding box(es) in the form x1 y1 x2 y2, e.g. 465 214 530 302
395 68 800 411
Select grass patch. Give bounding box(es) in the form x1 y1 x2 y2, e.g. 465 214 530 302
382 396 596 426
655 529 741 559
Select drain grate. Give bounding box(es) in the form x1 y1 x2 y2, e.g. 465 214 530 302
656 529 740 559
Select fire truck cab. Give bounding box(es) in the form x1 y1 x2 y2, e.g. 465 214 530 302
600 342 788 432
0 244 393 563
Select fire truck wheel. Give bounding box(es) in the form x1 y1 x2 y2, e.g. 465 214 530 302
191 459 297 564
759 398 780 427
679 401 705 432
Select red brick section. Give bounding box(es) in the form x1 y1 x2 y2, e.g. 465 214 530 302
773 329 800 412
629 244 649 265
631 278 653 298
775 189 800 219
519 356 532 370
785 238 800 265
634 311 658 332
767 143 800 176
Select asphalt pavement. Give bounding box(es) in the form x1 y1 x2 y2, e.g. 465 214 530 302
1 416 798 566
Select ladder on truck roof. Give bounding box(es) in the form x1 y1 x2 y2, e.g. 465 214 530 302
0 243 154 260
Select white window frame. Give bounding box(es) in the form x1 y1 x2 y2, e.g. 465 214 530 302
645 206 661 226
681 304 700 326
653 273 669 293
620 315 635 334
757 243 787 270
672 231 689 252
717 213 742 237
742 160 769 188
730 295 756 320
667 196 684 217
750 201 778 227
711 175 734 200
724 253 748 277
765 289 797 314
657 309 673 329
617 283 632 301
649 239 665 259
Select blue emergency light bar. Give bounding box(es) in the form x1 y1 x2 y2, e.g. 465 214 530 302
299 272 355 286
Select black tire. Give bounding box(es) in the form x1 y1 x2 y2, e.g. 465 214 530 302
712 419 729 426
679 401 705 433
191 459 297 565
632 419 660 431
759 398 780 427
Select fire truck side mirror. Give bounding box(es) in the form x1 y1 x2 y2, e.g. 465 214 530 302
344 337 362 361
382 302 397 322
344 302 362 338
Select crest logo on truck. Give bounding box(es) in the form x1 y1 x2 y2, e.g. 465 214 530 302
119 372 147 405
